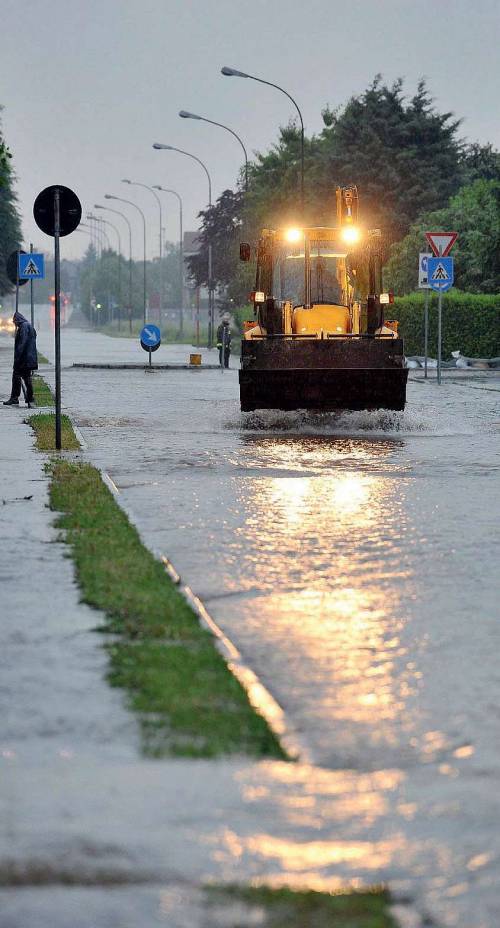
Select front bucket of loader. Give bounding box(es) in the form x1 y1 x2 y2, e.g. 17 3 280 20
239 336 408 412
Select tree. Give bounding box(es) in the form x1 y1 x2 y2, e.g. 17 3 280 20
384 180 500 294
460 142 500 185
315 78 463 244
186 189 255 308
0 107 22 295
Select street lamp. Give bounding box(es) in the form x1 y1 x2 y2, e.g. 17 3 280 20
91 214 123 329
75 224 98 325
96 202 133 333
122 180 163 321
153 143 215 347
105 193 147 325
87 214 111 251
179 110 248 191
221 65 304 214
152 185 184 333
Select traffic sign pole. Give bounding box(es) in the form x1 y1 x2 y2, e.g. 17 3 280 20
30 243 34 327
54 188 62 451
15 250 20 316
424 290 429 379
437 291 443 385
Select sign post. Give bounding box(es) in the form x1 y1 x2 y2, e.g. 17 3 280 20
54 189 62 449
427 256 454 385
418 252 431 378
30 244 34 327
33 185 81 450
425 232 457 386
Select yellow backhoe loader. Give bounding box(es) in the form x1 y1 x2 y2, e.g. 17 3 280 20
239 186 408 411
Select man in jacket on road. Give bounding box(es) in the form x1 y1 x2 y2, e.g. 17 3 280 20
216 316 232 369
3 311 38 407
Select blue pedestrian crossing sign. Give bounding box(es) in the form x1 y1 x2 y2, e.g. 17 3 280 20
427 256 454 292
18 252 45 279
140 324 161 352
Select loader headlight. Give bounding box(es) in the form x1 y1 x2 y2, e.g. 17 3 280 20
341 226 361 244
284 227 303 244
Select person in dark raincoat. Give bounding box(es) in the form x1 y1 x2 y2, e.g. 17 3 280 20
3 311 38 407
216 317 232 369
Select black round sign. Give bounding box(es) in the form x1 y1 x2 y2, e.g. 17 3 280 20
6 250 29 287
33 185 82 237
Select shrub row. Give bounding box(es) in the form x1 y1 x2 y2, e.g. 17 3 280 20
392 291 499 358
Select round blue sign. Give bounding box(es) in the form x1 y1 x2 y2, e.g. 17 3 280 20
140 324 161 352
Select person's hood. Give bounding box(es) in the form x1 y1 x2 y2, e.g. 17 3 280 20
13 310 29 327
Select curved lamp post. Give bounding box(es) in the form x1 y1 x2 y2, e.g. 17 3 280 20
91 214 122 329
153 143 215 347
221 65 304 214
122 180 163 320
96 202 133 332
87 213 111 251
105 193 147 325
152 185 184 333
179 110 248 191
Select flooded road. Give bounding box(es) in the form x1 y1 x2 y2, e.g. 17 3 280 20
31 330 500 925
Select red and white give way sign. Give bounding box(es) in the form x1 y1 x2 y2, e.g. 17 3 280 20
425 231 458 256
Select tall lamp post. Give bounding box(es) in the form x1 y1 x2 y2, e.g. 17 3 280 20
221 65 304 214
87 214 111 251
91 214 122 329
152 185 184 334
96 202 133 333
122 180 163 322
75 224 97 326
105 193 147 325
153 143 215 348
179 110 248 191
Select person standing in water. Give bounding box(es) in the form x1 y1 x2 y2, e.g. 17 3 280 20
3 310 38 407
216 316 232 369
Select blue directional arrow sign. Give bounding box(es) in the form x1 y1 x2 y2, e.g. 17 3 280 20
140 324 161 352
18 252 45 279
427 256 454 292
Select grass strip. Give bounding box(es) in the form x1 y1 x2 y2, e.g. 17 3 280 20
206 885 397 927
37 352 50 364
28 413 80 451
32 374 54 406
48 460 286 759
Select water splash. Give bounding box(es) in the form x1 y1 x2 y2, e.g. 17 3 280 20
232 406 434 437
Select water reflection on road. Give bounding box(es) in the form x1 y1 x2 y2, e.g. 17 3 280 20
225 436 417 768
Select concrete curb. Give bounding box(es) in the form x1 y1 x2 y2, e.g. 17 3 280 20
72 363 221 371
103 473 310 764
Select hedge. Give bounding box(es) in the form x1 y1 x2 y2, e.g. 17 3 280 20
392 291 499 358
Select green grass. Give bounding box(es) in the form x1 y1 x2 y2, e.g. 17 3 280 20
206 885 397 927
32 374 54 406
48 460 287 760
37 352 50 364
28 413 80 450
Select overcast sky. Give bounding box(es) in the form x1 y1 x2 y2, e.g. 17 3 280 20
1 0 499 260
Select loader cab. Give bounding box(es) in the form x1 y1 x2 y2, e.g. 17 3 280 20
243 186 391 340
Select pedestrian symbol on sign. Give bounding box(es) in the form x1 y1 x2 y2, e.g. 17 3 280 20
432 262 449 280
22 258 41 276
